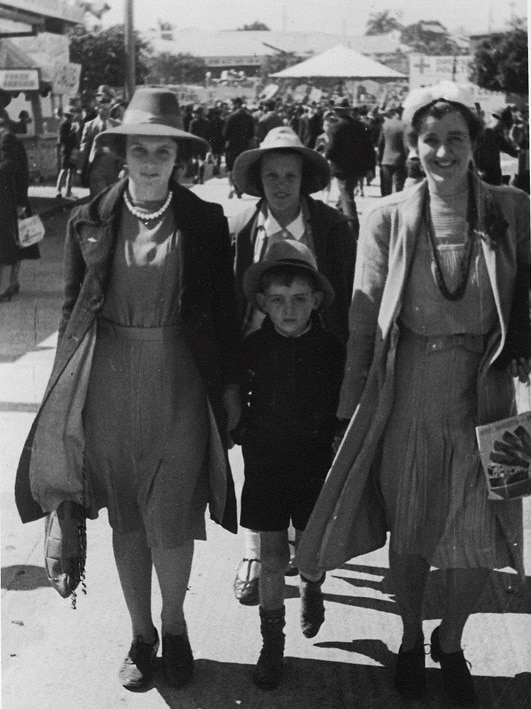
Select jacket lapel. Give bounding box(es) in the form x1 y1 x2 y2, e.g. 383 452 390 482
378 180 426 338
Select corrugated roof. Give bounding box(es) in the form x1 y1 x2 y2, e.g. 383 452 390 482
271 45 406 79
151 30 275 58
148 29 401 60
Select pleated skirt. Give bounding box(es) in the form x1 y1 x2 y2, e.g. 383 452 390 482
379 326 513 569
83 318 209 548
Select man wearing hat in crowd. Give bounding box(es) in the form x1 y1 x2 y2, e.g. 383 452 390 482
188 104 211 184
474 108 519 186
377 105 407 196
325 97 375 237
229 125 356 606
235 239 346 689
223 97 256 198
78 84 122 197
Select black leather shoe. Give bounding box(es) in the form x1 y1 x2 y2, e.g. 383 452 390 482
394 643 428 699
118 630 159 691
162 632 194 688
431 627 477 705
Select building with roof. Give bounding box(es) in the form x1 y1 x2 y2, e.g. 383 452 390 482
148 28 406 78
0 1 84 179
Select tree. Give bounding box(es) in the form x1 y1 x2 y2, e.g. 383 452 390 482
237 21 270 31
260 52 303 80
471 23 528 95
68 24 151 92
401 20 464 55
365 10 402 35
146 52 207 85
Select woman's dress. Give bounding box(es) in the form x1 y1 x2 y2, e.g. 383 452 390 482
378 192 515 569
83 204 209 548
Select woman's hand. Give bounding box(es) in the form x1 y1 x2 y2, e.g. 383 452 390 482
223 385 241 433
508 357 531 384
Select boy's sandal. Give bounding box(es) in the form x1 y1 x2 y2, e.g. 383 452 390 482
233 558 260 605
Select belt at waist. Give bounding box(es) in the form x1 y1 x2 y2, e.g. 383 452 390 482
399 324 487 354
98 316 183 340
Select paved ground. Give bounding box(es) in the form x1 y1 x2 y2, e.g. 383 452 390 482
1 174 530 709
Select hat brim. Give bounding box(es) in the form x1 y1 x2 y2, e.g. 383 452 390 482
95 123 209 151
233 145 330 197
243 257 335 309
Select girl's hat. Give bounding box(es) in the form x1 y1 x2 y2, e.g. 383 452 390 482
95 87 209 153
402 81 476 126
232 126 330 197
243 239 335 308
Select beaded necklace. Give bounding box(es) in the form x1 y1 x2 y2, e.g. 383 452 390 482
123 190 172 222
424 185 478 301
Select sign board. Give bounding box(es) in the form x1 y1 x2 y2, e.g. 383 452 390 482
409 54 474 89
49 61 81 96
0 69 39 90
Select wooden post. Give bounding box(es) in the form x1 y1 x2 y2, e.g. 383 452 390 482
124 0 135 101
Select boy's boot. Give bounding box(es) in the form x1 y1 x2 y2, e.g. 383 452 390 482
300 573 325 638
253 606 285 690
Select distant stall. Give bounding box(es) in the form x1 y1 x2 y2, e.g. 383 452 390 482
270 45 408 105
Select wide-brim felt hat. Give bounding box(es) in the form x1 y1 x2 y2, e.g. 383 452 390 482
243 239 335 309
232 126 330 197
95 87 209 156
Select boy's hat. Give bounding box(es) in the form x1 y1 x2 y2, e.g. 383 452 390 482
232 126 330 197
243 239 335 309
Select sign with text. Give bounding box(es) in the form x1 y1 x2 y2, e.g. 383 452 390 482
409 54 473 89
0 69 39 91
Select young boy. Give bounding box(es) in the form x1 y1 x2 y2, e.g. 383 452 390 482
237 239 346 690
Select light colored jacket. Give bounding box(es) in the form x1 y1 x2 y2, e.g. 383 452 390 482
296 176 530 575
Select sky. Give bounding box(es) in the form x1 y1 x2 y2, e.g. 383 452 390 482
101 0 527 36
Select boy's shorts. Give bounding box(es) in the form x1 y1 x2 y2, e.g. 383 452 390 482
240 434 333 532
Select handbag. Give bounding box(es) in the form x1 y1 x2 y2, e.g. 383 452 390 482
17 214 45 248
476 411 531 501
44 501 86 606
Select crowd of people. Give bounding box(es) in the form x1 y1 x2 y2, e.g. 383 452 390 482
10 78 531 709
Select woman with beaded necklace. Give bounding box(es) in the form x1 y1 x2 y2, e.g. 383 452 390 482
15 88 241 692
297 82 530 706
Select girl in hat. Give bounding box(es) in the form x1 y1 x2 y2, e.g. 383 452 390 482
15 88 241 692
229 126 356 607
297 80 530 706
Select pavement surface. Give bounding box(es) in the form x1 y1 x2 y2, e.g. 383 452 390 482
1 173 530 709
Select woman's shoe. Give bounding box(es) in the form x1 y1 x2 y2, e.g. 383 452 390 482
431 627 477 705
233 558 260 605
394 643 428 699
118 630 159 692
162 632 194 688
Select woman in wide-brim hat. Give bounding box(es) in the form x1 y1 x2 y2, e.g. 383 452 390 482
229 126 357 608
297 80 530 705
15 87 241 692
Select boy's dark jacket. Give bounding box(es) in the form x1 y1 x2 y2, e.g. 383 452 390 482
235 315 346 443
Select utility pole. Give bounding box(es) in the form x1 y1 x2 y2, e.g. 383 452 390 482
124 0 135 100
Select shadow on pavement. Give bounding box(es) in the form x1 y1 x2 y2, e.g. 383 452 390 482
146 656 531 709
329 563 531 617
1 564 49 591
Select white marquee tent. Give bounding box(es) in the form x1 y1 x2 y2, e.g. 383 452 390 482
271 44 406 80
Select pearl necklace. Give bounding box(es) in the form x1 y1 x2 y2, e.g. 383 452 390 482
123 190 172 222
